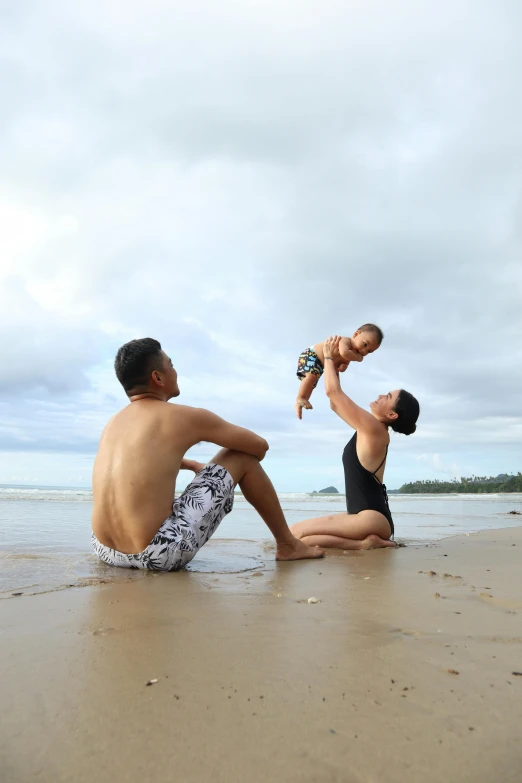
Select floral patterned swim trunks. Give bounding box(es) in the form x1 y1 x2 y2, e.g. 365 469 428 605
91 464 235 571
296 347 324 387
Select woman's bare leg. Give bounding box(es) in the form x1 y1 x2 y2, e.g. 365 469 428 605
301 534 396 550
210 449 324 560
290 510 393 548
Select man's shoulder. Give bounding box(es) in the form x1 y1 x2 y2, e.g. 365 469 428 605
165 404 220 441
111 401 207 425
166 403 214 421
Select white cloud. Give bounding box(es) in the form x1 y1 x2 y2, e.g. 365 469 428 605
0 0 521 490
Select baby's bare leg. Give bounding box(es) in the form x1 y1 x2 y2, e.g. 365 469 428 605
295 373 318 419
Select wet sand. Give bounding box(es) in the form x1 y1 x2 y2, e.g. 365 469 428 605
1 527 522 783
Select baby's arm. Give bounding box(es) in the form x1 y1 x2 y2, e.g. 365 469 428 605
339 338 362 364
341 348 363 363
295 373 318 420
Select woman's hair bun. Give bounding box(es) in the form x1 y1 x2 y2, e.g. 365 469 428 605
391 419 416 436
391 390 419 436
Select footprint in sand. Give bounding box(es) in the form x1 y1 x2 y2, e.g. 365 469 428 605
388 628 424 640
420 571 466 586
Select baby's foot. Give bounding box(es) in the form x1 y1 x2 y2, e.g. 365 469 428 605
295 398 313 419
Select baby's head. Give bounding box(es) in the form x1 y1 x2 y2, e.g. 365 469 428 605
341 324 384 359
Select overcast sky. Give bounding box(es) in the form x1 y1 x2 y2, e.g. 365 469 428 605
0 0 521 491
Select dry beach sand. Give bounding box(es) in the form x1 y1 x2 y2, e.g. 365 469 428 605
1 527 522 783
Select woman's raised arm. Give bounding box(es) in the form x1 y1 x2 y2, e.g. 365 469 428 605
323 336 380 432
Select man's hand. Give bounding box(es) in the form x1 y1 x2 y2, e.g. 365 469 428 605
181 458 206 473
295 397 313 419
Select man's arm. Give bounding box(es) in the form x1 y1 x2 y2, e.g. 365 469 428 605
192 409 269 461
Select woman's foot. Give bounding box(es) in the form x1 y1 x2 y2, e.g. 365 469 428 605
276 537 324 560
359 534 397 550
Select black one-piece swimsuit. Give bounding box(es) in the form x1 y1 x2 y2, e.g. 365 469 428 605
342 432 394 537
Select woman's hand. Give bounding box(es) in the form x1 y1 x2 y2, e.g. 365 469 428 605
323 335 341 360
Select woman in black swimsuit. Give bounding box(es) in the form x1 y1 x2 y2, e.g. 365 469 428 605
291 335 420 550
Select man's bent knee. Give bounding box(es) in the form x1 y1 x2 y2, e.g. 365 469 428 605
210 448 259 484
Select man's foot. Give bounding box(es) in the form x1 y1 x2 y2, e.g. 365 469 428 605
359 534 397 550
276 537 324 560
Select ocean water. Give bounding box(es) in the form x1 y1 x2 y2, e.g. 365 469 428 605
1 485 521 598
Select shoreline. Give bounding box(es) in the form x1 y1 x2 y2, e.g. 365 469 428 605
2 526 522 782
2 487 522 496
2 521 522 601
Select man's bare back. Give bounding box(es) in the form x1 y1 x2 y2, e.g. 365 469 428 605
91 338 323 568
93 400 268 553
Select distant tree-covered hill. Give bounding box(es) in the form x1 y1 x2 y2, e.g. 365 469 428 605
399 473 522 494
311 486 339 494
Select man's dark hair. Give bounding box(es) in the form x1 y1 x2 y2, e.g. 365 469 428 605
114 338 164 394
357 323 384 345
391 389 420 436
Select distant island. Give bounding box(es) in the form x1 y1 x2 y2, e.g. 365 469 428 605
399 473 522 494
311 486 339 494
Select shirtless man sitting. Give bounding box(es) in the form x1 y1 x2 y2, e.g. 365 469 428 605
91 338 323 570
